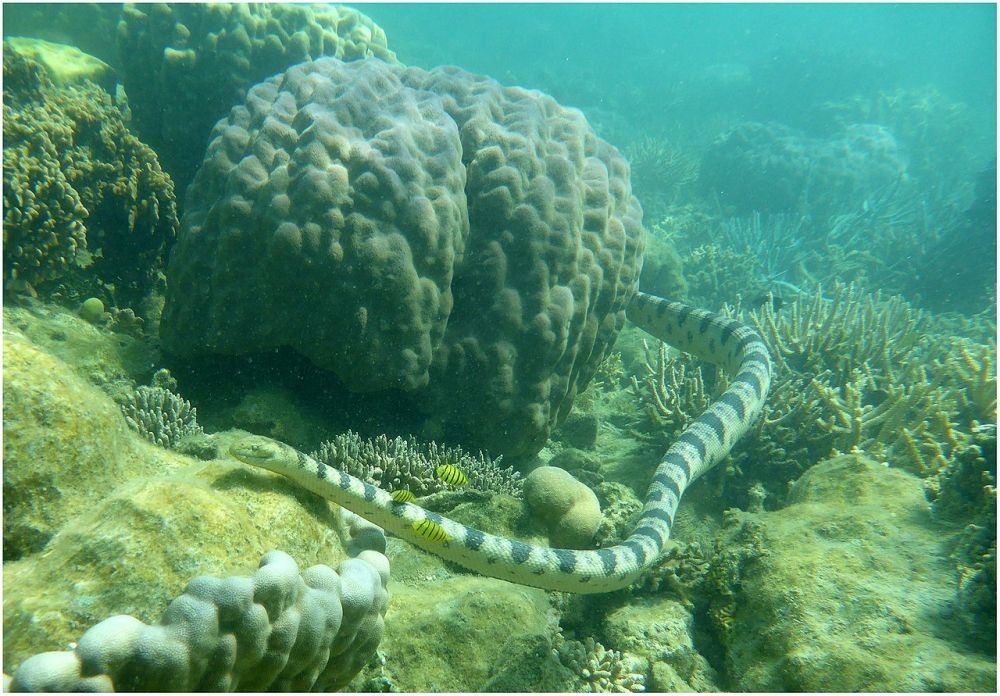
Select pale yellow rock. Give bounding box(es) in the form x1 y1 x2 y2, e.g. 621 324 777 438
5 37 114 89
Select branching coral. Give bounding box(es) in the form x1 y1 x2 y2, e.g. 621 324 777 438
118 386 205 450
629 339 719 439
748 281 923 380
553 633 647 693
310 432 523 499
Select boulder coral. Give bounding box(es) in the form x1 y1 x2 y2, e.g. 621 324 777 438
524 466 603 548
116 2 397 191
160 57 644 459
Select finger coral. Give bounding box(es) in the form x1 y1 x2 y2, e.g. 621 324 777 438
311 431 523 499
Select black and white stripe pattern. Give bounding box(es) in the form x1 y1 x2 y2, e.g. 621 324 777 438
230 291 771 593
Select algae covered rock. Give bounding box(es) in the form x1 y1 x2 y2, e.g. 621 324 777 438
378 576 554 692
4 37 115 92
2 318 161 560
712 454 996 691
603 596 720 692
2 308 388 689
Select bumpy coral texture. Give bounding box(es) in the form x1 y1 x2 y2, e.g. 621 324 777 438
161 58 644 458
7 550 390 692
162 58 468 393
117 2 397 191
2 46 178 305
404 66 645 457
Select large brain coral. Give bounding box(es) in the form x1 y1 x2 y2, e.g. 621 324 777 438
117 2 398 193
160 58 644 459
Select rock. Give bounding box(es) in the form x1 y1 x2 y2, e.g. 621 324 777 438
5 37 115 92
713 454 996 691
378 576 553 691
2 325 162 560
604 595 720 691
2 305 362 675
556 413 600 450
524 466 603 548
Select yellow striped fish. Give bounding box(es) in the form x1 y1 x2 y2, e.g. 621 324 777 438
391 489 416 504
436 463 468 486
412 518 449 542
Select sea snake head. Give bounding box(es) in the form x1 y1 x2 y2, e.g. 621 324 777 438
230 435 292 474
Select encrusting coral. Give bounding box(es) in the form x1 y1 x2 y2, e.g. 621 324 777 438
2 44 178 309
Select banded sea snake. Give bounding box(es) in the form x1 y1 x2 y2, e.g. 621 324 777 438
230 291 772 594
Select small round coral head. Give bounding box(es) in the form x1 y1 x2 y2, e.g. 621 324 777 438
80 297 105 323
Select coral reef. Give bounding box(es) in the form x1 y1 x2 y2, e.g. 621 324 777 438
709 454 995 691
699 121 908 220
117 2 397 190
553 633 647 692
910 162 997 315
523 466 603 548
160 57 644 459
311 431 523 499
927 425 997 654
622 135 699 219
7 549 390 692
118 385 205 450
2 45 177 309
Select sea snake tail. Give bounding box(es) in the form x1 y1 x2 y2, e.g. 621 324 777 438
230 291 772 593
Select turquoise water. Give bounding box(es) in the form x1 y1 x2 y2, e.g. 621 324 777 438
2 2 996 692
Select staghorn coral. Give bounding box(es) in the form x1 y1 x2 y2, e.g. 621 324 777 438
2 45 177 308
6 549 390 692
118 385 205 450
629 338 719 440
748 281 923 381
310 431 523 499
117 2 397 190
553 633 647 693
160 57 644 459
681 242 762 310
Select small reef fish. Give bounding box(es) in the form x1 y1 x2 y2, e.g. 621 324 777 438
436 463 468 486
391 489 416 504
412 518 449 542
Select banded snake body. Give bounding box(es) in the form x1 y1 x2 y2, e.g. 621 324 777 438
230 291 772 593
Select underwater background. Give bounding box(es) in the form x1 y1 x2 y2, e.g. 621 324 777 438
2 2 997 692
